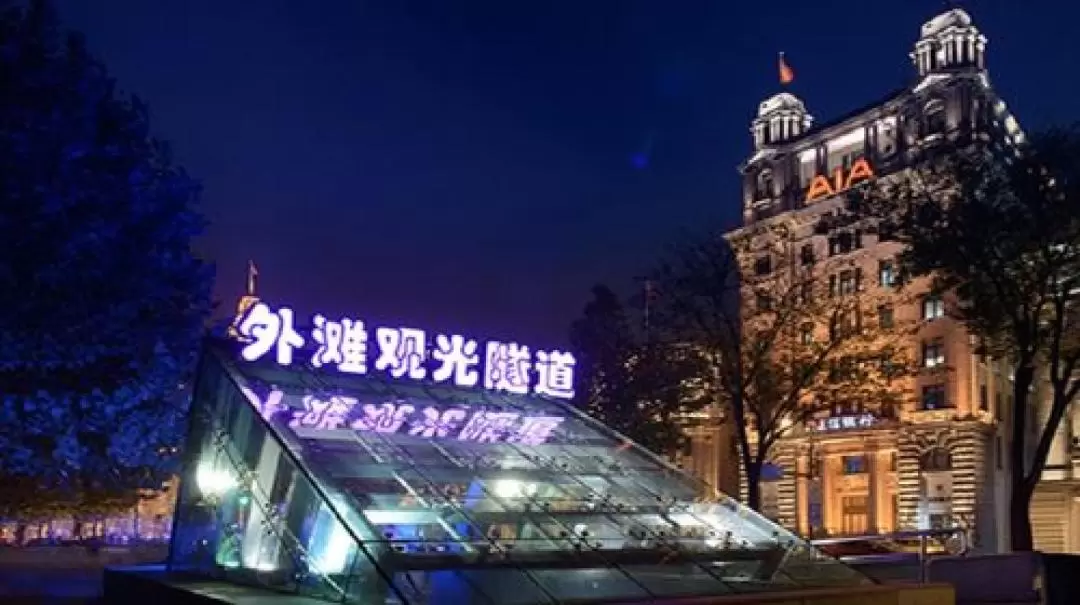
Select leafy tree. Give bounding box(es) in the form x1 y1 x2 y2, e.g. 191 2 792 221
0 1 213 516
569 284 707 457
854 127 1080 551
649 228 913 511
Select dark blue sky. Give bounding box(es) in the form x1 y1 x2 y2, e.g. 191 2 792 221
53 0 1077 347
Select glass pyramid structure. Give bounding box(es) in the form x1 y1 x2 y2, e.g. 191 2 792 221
168 339 871 604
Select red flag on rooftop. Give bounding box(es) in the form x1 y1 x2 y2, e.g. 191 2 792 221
779 52 794 85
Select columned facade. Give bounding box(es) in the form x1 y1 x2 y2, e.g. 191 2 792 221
681 7 1025 553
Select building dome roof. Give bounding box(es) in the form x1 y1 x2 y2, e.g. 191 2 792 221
757 92 806 118
920 8 973 39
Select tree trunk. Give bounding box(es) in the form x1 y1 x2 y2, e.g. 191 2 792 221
744 460 762 512
1008 363 1036 551
1009 480 1036 552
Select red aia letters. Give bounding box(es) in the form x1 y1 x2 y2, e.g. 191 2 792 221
805 158 875 202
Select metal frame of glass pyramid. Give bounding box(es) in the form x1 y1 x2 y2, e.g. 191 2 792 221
166 338 870 604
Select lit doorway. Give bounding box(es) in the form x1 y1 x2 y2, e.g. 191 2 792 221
841 496 869 535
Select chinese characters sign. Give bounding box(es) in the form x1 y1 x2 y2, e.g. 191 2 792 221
813 413 877 432
236 303 576 399
254 389 565 446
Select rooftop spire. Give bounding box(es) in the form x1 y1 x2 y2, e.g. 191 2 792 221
229 261 262 340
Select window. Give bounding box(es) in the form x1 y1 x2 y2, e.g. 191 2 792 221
828 236 843 256
979 385 989 411
756 293 772 311
922 339 945 368
840 151 863 171
799 282 813 304
920 447 953 472
880 355 897 380
929 513 953 530
925 101 947 137
831 310 861 338
828 232 860 256
877 221 895 242
921 384 948 410
878 305 895 329
829 275 837 297
799 158 817 188
756 171 774 200
839 270 857 295
995 394 1004 419
754 255 772 276
800 243 815 266
878 122 897 157
879 260 895 287
922 295 944 320
842 455 866 474
800 324 814 345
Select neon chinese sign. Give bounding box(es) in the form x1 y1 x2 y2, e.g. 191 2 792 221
805 158 874 202
813 413 877 432
253 389 565 445
236 302 576 400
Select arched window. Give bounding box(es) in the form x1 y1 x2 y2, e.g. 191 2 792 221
919 447 952 472
756 170 774 200
924 99 947 137
918 446 954 530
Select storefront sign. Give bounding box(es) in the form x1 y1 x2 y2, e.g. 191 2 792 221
236 302 575 400
253 389 565 445
805 158 874 202
813 413 877 432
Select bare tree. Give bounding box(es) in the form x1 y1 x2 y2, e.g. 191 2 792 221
570 285 709 458
854 127 1080 550
651 225 913 510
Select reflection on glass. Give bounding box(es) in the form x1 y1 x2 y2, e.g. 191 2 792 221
167 344 871 604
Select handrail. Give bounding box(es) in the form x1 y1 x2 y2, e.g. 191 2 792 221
810 527 967 546
811 527 969 584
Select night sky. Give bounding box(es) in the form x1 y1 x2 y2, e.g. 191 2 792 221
52 0 1079 348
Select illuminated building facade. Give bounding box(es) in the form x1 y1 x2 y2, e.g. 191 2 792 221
1030 386 1080 551
715 8 1026 551
165 301 870 603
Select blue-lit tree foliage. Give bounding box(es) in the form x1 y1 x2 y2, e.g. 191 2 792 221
0 1 213 516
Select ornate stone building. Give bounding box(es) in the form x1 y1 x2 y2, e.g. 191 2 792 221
697 8 1027 552
1030 385 1080 552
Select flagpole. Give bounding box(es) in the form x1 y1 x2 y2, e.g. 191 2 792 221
247 260 258 296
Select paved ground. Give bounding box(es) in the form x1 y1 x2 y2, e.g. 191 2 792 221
0 547 929 604
850 560 923 583
0 545 167 603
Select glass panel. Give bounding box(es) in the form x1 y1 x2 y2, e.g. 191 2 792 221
169 354 404 603
176 345 874 604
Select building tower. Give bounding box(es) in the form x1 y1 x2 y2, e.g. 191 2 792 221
752 92 813 151
911 8 987 80
714 6 1027 552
